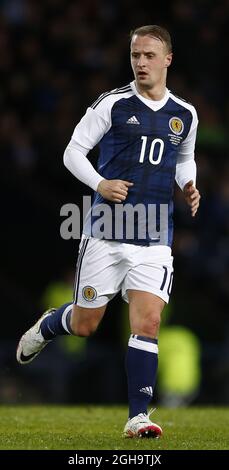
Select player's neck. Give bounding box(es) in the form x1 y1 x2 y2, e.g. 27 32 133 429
135 82 167 101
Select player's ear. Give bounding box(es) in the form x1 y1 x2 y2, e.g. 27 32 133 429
165 53 173 67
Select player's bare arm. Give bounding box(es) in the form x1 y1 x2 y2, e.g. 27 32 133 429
183 180 201 217
97 179 134 203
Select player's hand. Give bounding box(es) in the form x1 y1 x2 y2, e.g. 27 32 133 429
97 179 134 202
183 180 201 217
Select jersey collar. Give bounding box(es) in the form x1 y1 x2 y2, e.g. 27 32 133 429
131 81 170 111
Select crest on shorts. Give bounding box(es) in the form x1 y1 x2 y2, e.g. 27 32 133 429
169 117 184 135
82 286 97 301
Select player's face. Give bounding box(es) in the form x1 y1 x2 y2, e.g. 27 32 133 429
130 35 172 91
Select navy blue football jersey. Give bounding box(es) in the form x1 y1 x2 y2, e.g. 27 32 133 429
72 81 198 246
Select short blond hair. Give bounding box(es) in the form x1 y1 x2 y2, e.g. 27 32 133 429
130 25 172 53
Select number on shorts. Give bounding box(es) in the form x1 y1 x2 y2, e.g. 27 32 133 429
160 266 173 296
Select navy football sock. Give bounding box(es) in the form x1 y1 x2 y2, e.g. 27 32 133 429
126 334 158 419
40 302 73 340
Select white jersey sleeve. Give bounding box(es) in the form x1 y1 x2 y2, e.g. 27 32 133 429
175 105 198 189
71 85 133 148
63 140 104 191
175 159 197 190
64 86 133 190
63 99 112 191
71 107 110 150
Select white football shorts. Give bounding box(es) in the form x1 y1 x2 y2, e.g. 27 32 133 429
73 235 174 308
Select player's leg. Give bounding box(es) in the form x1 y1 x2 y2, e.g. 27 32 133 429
16 303 107 365
70 304 107 336
122 247 173 437
123 290 165 438
127 290 164 413
17 236 124 364
38 303 107 339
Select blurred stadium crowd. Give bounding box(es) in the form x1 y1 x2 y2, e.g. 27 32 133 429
0 0 229 405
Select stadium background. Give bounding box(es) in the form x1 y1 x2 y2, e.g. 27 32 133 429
0 0 228 406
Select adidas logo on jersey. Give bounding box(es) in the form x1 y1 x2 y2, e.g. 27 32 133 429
126 115 140 125
139 386 153 397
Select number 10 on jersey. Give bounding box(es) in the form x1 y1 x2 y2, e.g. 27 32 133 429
139 136 164 165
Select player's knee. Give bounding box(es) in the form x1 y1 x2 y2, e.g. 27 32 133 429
71 319 98 337
142 317 160 337
147 315 161 337
134 312 161 337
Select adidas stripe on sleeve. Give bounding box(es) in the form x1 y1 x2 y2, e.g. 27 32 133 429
71 85 133 150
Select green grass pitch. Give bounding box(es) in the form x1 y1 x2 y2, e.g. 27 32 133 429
0 406 228 450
